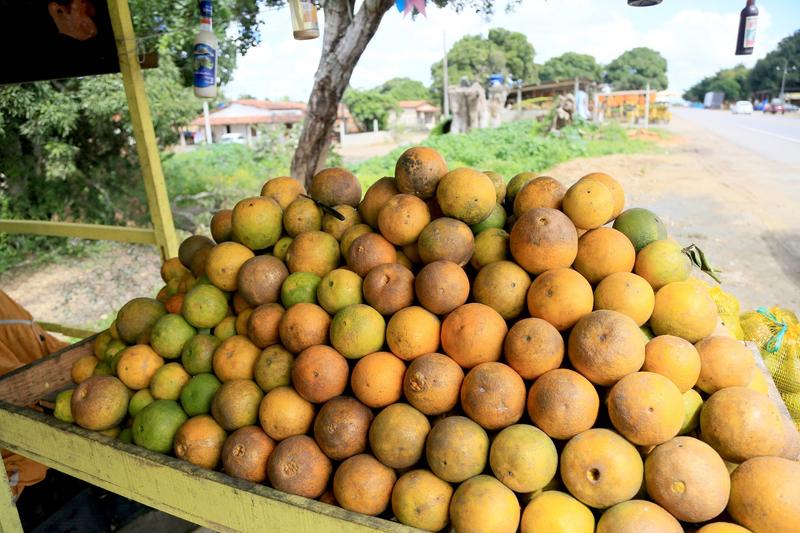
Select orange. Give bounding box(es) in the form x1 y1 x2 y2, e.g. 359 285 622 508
359 177 399 229
117 345 165 390
634 239 692 291
212 335 261 382
728 456 800 533
205 242 255 292
286 230 340 277
322 204 361 240
258 386 315 441
261 176 305 210
333 454 396 516
313 396 373 461
573 227 635 284
461 362 526 430
472 260 531 320
231 196 282 250
378 194 431 246
416 217 474 266
441 303 507 368
513 176 566 217
607 371 684 446
642 335 701 392
149 362 191 401
510 208 578 275
581 172 625 219
415 260 470 315
392 470 453 531
593 272 655 326
650 280 718 343
351 351 406 408
490 424 558 493
386 306 440 361
449 475 520 533
291 345 349 404
425 416 489 483
527 368 599 440
267 435 332 499
694 336 755 393
210 209 233 243
368 403 430 469
596 500 682 533
309 167 361 207
395 146 448 200
70 376 129 431
521 491 595 533
504 318 564 380
562 178 614 230
282 197 322 237
173 414 227 469
527 268 593 331
278 302 330 354
403 353 464 415
436 168 496 225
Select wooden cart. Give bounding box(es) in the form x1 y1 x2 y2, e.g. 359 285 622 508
0 337 415 533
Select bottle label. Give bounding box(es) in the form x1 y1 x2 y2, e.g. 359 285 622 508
300 1 318 25
744 16 757 48
193 43 216 89
199 0 212 19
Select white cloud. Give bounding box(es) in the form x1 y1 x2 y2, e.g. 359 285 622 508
223 0 785 100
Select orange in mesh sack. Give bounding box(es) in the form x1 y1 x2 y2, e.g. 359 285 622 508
741 307 800 428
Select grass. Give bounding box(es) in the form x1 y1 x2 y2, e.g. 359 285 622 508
351 120 665 188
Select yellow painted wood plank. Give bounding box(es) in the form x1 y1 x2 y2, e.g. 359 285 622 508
0 457 23 533
107 0 179 261
0 220 156 245
35 322 96 340
0 406 417 533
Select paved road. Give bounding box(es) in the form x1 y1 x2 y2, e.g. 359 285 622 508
671 107 800 168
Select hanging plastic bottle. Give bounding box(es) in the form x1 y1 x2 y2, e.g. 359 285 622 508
288 0 320 40
193 0 218 98
735 0 758 55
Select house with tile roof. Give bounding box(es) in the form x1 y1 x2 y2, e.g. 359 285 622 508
388 100 441 130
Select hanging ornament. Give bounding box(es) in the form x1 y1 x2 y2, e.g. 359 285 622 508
395 0 426 17
288 0 320 40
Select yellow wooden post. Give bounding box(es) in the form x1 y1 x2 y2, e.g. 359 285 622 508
0 461 23 533
107 0 179 261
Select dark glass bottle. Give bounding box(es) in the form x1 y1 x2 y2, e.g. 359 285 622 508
736 0 759 55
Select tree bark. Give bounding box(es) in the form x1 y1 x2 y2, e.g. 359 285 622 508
290 0 395 188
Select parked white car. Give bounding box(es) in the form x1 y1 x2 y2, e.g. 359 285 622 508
732 101 753 115
219 132 246 144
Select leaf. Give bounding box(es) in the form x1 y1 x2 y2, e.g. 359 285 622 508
682 244 722 284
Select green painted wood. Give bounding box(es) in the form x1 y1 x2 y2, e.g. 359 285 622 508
0 220 156 245
0 457 24 533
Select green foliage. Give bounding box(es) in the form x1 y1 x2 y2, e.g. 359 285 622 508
431 28 536 103
343 88 398 130
352 120 660 187
684 65 750 102
605 47 668 90
540 52 603 83
378 78 432 101
748 30 800 94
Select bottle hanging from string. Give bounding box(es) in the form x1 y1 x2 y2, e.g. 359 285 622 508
735 0 758 55
288 0 320 40
193 0 219 98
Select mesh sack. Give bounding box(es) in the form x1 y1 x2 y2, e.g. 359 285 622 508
708 285 744 340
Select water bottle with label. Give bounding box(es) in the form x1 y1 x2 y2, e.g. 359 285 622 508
193 0 218 98
735 0 758 55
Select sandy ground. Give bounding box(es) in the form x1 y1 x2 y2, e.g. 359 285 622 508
2 113 798 330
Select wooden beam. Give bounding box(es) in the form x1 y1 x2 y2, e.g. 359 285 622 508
36 322 97 340
0 220 156 245
0 458 23 533
107 0 179 261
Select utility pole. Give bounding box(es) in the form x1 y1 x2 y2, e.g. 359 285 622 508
779 58 789 103
443 31 450 117
644 81 650 128
203 100 213 144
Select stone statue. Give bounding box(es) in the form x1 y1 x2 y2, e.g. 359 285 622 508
447 82 489 134
487 84 508 128
549 93 576 132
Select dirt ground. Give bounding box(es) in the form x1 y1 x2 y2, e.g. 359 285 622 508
2 113 797 330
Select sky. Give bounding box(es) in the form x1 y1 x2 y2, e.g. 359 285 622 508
223 0 800 101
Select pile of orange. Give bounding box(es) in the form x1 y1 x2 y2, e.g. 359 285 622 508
60 147 799 533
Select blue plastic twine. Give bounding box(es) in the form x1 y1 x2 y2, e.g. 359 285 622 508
756 307 787 353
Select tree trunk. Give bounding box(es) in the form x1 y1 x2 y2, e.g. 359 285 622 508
290 0 395 188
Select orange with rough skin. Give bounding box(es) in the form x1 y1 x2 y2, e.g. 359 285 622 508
449 475 520 533
694 336 755 393
645 436 730 523
521 490 595 533
513 176 566 217
234 309 252 336
267 435 332 499
313 396 373 461
510 208 578 275
232 293 251 315
261 176 305 210
573 227 636 284
527 368 599 440
504 318 564 380
350 351 406 408
416 217 475 266
593 272 655 326
415 260 469 315
378 194 431 246
258 386 315 441
210 379 263 431
634 239 693 291
650 280 718 343
506 171 537 206
291 345 349 404
221 425 275 482
403 353 464 415
71 355 99 384
278 303 331 354
231 196 283 251
282 197 322 237
309 167 362 207
482 170 507 203
205 242 255 292
560 428 643 509
436 168 497 225
490 424 558 493
322 204 361 240
247 303 284 348
164 294 185 315
286 230 340 278
581 172 625 219
642 335 701 392
607 371 684 446
150 362 191 400
212 335 261 382
562 178 614 230
161 257 191 283
253 344 294 393
369 403 430 469
461 362 526 430
392 469 453 532
117 345 165 390
568 310 646 386
527 268 594 331
209 209 233 243
472 260 531 320
697 523 753 533
395 146 448 200
70 376 129 431
596 500 682 533
700 387 785 463
359 177 400 228
386 306 440 361
728 456 800 533
178 235 214 269
363 263 415 316
347 232 397 277
333 454 397 516
426 415 489 483
340 224 372 258
174 414 227 469
441 303 508 368
470 227 509 270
